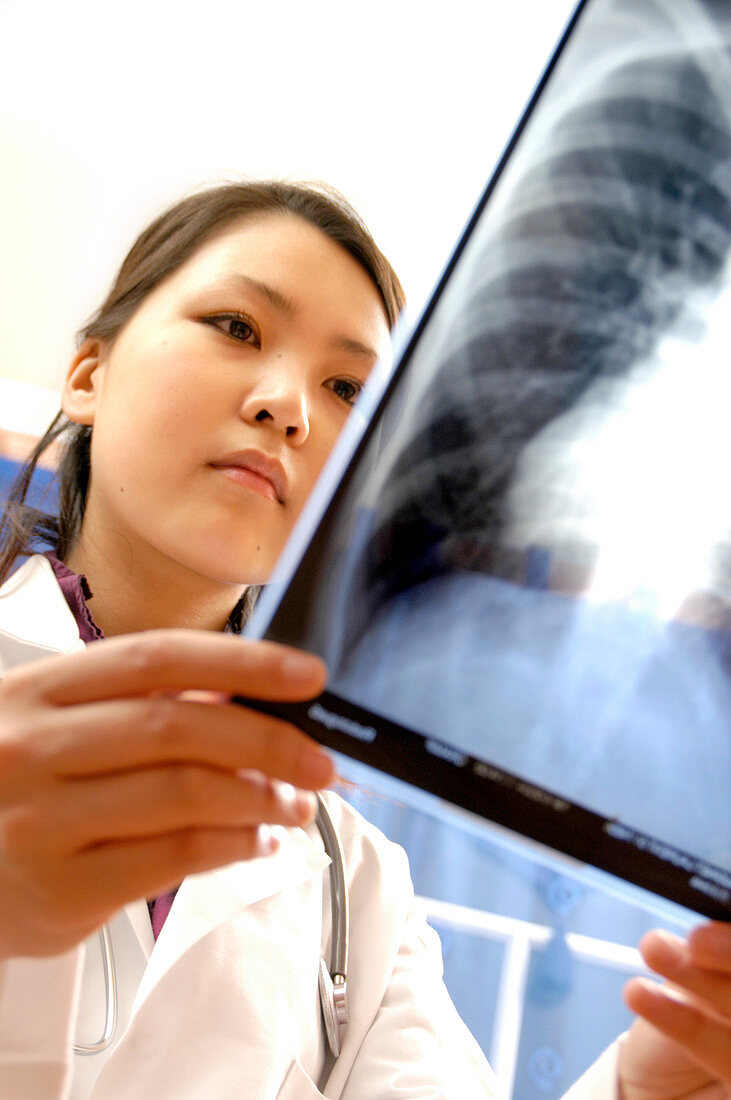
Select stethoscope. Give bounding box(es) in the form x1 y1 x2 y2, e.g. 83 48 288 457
74 794 350 1059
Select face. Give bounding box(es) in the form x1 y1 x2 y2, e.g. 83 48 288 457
62 213 391 586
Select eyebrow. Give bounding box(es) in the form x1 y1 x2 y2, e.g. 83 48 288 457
213 273 380 361
221 273 297 315
330 335 379 361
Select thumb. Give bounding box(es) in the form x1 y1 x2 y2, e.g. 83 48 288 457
618 1002 711 1100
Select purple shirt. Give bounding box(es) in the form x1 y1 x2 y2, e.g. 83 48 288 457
44 550 105 643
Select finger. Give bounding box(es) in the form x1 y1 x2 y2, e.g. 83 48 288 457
27 697 334 789
48 826 283 937
688 923 731 973
639 930 731 1020
4 631 327 706
624 976 731 1086
19 771 318 855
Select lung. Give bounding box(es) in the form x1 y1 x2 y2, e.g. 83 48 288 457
244 0 731 921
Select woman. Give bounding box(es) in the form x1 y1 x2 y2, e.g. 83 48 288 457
0 180 728 1099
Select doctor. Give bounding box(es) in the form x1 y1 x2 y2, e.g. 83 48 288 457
0 179 729 1099
0 179 494 1099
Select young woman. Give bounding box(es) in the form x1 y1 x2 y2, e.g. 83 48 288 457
0 180 728 1099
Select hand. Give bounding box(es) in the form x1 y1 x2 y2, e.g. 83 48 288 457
0 630 333 960
619 922 731 1100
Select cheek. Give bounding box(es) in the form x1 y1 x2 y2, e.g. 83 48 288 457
98 357 217 467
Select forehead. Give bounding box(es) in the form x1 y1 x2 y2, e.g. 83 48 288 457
175 212 389 335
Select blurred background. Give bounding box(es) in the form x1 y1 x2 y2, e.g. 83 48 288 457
0 2 694 1095
0 0 576 434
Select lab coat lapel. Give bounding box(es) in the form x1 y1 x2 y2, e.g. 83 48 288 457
131 822 330 1010
0 555 85 668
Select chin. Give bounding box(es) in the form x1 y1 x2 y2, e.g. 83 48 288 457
191 551 277 588
160 526 282 588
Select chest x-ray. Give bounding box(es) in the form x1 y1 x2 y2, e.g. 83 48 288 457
246 0 731 921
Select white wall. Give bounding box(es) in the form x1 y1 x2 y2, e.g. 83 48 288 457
0 0 576 432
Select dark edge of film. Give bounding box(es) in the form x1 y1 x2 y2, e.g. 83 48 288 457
234 688 730 922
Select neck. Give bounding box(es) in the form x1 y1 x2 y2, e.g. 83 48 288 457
64 533 248 636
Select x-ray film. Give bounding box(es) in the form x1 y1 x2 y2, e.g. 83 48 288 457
243 0 731 921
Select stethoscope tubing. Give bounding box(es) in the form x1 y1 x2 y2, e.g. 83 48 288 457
73 923 118 1056
316 792 349 981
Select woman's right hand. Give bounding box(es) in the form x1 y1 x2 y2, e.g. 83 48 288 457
0 629 333 960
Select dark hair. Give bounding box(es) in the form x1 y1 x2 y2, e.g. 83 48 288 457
0 180 405 602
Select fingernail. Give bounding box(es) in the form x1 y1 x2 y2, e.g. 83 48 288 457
689 921 731 962
641 928 684 965
281 650 325 685
654 929 685 953
257 824 279 856
275 783 317 823
295 790 318 822
238 769 269 789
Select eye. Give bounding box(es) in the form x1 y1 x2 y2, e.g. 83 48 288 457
327 377 363 407
203 313 260 346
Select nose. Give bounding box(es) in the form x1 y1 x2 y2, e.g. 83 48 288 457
239 363 310 443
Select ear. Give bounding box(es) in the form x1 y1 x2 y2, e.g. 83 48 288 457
61 338 108 426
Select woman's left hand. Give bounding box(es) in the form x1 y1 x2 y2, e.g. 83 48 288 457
619 921 731 1100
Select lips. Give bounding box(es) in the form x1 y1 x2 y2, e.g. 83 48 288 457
210 449 288 503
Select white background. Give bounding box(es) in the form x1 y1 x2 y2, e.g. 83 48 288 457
0 0 576 432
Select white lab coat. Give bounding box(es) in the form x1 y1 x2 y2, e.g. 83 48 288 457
0 556 620 1100
0 555 497 1099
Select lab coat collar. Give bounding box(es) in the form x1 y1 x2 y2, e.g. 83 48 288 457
132 824 331 1009
0 554 86 664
